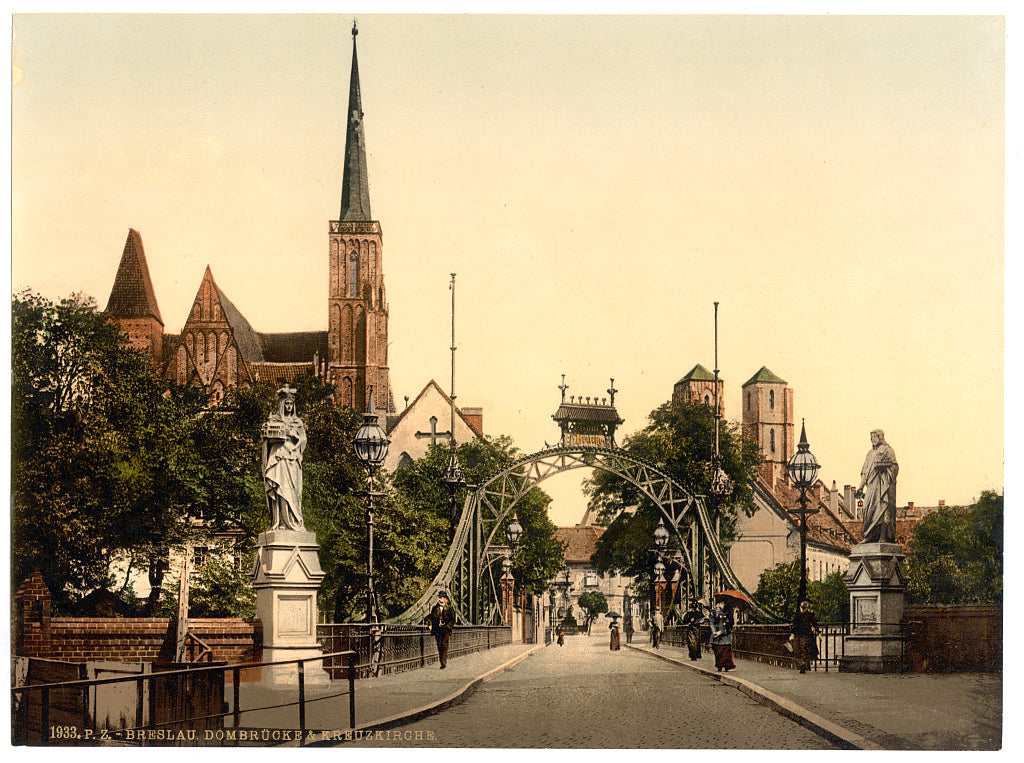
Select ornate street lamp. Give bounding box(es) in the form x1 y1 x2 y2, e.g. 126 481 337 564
502 513 523 628
506 513 523 553
441 440 467 539
653 518 669 618
353 391 391 624
787 419 820 603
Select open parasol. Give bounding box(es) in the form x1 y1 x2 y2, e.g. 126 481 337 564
713 590 752 611
605 611 622 619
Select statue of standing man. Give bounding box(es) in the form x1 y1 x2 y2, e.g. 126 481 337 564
855 429 899 544
262 385 307 531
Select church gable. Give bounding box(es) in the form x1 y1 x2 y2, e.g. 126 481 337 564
168 267 263 400
384 380 482 471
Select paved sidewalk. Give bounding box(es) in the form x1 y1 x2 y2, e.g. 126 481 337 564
236 641 542 745
629 642 1002 751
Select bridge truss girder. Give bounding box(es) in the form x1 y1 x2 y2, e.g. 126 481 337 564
390 446 778 625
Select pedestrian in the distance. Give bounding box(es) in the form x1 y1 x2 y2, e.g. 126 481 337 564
557 630 565 646
709 600 736 672
681 600 705 661
651 609 665 649
790 600 819 673
624 616 634 644
427 591 456 669
609 617 621 650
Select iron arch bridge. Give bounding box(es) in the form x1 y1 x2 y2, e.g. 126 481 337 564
390 446 777 625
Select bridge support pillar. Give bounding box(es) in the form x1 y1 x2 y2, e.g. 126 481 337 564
252 529 331 687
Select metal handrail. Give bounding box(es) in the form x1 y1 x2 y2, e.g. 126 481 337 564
12 650 358 747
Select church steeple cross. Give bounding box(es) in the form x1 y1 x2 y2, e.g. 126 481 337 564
415 416 452 446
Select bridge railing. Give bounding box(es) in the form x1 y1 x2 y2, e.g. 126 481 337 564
663 623 853 672
316 624 511 679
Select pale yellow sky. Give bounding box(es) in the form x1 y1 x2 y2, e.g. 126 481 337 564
10 13 1005 526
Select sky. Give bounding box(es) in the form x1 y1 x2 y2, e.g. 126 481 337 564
10 12 1006 529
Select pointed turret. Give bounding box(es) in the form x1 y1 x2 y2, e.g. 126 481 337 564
339 21 372 222
104 228 164 364
105 228 163 324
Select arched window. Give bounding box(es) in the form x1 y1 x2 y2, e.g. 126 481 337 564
770 390 775 409
770 429 776 453
348 249 359 297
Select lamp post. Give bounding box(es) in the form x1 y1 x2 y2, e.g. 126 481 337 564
504 514 523 632
353 392 391 624
653 518 669 617
786 420 820 603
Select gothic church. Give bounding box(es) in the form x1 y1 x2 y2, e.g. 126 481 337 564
104 25 393 415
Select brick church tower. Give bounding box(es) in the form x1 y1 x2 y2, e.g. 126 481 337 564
104 228 164 364
327 23 394 414
742 366 794 476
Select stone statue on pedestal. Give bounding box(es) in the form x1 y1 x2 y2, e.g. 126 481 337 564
856 429 899 544
262 385 307 531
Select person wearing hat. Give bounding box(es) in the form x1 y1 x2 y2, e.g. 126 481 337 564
681 600 706 661
428 591 456 669
709 600 736 672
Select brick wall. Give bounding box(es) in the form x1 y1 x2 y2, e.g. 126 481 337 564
903 604 1001 672
14 572 262 665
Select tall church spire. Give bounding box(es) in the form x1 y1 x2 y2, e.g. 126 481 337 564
339 20 372 222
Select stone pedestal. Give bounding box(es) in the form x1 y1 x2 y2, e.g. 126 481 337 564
252 529 330 687
840 542 907 673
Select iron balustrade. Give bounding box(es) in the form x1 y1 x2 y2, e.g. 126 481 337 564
662 622 862 672
12 650 357 747
316 624 512 679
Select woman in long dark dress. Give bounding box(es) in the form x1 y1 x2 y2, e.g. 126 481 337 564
681 600 705 660
791 600 819 673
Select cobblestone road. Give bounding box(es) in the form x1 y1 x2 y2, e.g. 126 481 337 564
347 635 838 749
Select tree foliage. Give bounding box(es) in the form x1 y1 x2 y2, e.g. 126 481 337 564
576 590 609 633
587 401 761 580
12 290 261 612
753 561 849 623
905 491 1003 605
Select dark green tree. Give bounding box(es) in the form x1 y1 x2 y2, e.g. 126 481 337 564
753 560 802 620
587 401 760 580
576 590 609 633
905 491 1003 605
753 560 849 623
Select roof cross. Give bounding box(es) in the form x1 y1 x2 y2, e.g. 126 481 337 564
415 416 452 446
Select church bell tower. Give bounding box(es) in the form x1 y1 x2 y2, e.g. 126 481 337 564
328 22 393 414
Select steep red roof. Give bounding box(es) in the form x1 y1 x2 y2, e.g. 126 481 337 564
104 229 163 324
554 526 604 563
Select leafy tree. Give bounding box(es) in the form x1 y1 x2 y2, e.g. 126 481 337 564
753 560 803 620
160 554 257 619
576 590 609 633
906 491 1003 605
587 401 760 580
11 290 263 613
753 560 849 623
808 572 849 624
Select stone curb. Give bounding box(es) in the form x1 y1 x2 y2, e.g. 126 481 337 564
303 643 546 747
627 644 885 751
